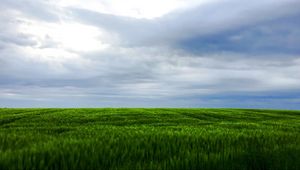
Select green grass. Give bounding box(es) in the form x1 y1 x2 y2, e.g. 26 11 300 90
0 108 299 170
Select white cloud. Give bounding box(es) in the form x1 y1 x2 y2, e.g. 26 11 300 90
58 0 211 19
19 20 109 52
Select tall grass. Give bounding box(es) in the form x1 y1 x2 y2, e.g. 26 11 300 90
0 108 299 169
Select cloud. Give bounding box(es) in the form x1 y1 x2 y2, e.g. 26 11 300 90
0 0 299 108
69 0 300 46
0 0 61 21
1 46 300 100
0 13 37 47
179 14 300 54
59 0 211 19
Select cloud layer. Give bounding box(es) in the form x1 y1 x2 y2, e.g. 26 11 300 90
0 0 300 108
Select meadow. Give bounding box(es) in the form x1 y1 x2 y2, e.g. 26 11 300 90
0 108 299 170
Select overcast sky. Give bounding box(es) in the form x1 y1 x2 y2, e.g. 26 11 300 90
0 0 300 108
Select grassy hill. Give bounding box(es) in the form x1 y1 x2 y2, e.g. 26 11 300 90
0 108 299 169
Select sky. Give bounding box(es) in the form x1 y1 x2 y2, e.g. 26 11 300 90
0 0 300 109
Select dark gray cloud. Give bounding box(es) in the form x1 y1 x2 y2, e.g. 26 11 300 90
179 14 300 55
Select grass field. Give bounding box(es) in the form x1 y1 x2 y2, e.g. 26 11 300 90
0 108 299 170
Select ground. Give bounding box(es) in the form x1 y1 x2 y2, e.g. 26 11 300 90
0 108 299 170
